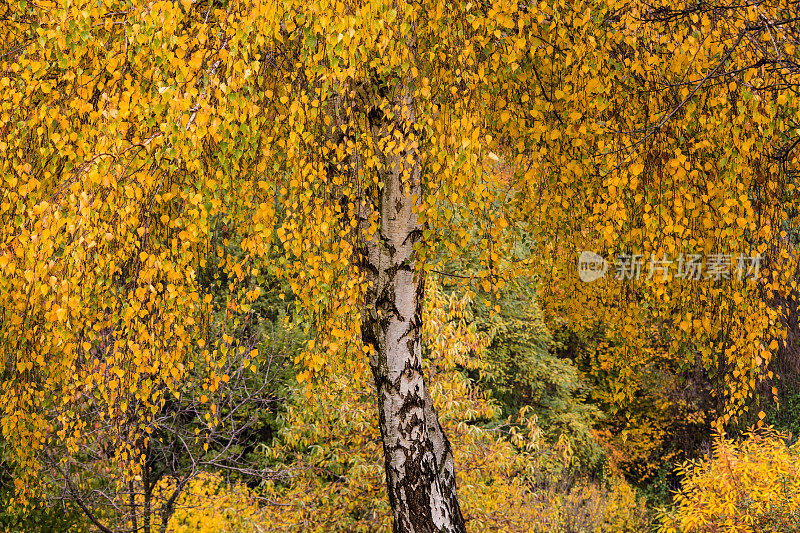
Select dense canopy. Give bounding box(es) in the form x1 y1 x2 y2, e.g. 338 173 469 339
2 0 799 530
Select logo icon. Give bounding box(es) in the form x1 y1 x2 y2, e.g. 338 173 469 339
578 251 608 282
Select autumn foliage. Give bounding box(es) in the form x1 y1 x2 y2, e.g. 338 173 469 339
658 428 800 533
2 0 800 530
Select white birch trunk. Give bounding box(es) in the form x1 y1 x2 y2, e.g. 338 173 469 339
359 89 466 533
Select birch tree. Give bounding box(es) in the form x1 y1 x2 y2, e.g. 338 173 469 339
3 0 800 531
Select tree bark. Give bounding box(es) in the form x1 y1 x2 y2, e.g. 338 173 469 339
360 90 466 533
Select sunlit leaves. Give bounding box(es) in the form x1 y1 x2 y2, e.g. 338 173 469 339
658 428 800 533
3 0 800 521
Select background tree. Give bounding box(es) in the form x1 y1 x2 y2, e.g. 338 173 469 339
30 276 291 533
526 0 800 483
658 427 800 533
